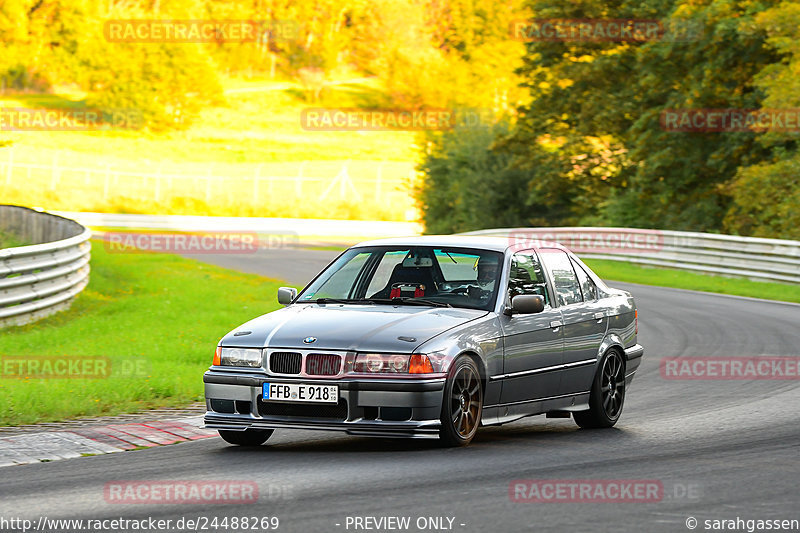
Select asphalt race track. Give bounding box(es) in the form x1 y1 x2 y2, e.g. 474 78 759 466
183 247 341 287
2 249 799 533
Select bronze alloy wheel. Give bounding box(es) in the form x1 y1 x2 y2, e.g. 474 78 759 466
440 357 483 446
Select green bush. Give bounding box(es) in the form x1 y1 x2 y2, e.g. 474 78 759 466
415 120 566 234
724 156 800 239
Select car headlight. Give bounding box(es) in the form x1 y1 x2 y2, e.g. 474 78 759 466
215 347 263 367
349 353 435 374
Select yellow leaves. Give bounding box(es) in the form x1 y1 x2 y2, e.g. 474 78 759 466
569 55 595 63
538 134 566 150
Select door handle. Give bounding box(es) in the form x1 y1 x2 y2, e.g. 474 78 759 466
549 320 563 329
593 312 604 321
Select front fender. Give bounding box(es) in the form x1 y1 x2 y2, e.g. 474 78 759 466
415 313 504 405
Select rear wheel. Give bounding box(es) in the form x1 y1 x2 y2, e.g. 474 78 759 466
574 349 626 429
218 429 274 446
439 357 483 447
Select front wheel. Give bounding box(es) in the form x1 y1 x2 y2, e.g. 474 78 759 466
574 349 626 429
218 429 274 446
439 357 483 447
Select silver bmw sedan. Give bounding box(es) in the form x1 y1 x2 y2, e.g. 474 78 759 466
204 236 643 447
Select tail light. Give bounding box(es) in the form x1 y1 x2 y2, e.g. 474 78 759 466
635 309 638 335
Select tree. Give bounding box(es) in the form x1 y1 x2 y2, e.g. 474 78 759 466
724 1 800 239
501 0 781 231
416 121 570 233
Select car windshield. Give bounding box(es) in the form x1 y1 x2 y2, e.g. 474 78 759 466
296 246 503 311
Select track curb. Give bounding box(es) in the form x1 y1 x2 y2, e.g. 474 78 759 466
0 415 215 468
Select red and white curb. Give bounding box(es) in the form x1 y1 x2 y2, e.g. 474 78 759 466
0 416 216 467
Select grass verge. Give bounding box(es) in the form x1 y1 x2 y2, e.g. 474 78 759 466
0 240 285 426
584 259 800 304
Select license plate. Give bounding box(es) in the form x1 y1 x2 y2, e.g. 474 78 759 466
262 383 339 403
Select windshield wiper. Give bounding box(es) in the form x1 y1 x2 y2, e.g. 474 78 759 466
406 298 452 308
310 298 375 304
369 297 451 308
308 297 451 308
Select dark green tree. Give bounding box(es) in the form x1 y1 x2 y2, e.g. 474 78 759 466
501 0 781 231
416 121 571 233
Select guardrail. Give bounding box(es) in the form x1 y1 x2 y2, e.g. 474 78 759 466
0 206 91 327
462 227 800 284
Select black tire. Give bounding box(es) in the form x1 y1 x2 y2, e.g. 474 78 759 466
574 349 626 429
439 357 483 447
218 429 274 446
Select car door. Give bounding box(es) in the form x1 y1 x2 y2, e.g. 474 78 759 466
539 249 607 395
498 250 564 405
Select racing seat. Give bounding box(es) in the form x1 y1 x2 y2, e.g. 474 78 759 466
372 263 437 299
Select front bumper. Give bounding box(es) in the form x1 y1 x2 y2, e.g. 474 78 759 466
203 370 446 439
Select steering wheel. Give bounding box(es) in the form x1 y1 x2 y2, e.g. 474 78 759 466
451 285 490 298
450 285 476 295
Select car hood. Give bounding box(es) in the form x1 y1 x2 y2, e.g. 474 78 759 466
220 304 488 352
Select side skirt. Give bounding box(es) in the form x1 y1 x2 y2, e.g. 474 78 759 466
480 392 590 426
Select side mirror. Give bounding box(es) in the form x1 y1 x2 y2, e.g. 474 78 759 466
277 287 298 305
508 294 545 315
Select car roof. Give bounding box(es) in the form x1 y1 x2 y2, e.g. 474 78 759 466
351 234 570 253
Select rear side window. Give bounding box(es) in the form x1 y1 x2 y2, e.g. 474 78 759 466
572 259 598 301
540 249 582 306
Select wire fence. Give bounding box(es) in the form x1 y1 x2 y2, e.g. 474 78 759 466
0 148 417 208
